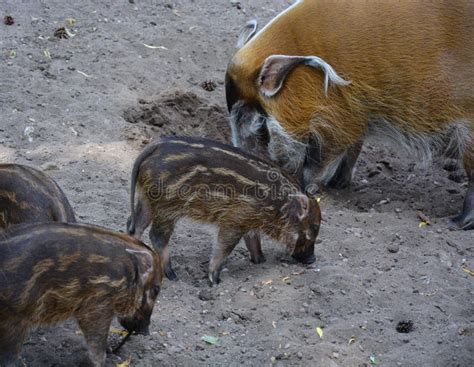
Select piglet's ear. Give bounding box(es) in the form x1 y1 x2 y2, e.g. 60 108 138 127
286 194 310 221
237 20 258 48
127 248 155 286
258 55 351 98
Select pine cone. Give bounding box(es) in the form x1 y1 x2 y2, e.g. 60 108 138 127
396 320 414 333
4 15 14 25
200 80 216 92
54 27 69 39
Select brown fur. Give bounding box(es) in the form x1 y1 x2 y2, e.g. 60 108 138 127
226 0 474 229
0 164 76 230
0 222 162 367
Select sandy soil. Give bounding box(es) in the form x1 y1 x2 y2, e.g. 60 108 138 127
1 0 473 366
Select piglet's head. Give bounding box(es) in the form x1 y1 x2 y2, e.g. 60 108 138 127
119 248 163 335
281 194 321 265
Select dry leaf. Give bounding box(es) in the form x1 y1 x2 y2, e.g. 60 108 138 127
110 328 128 337
348 335 356 344
262 280 272 286
77 70 91 77
462 266 474 276
143 43 168 50
272 321 277 328
417 211 431 225
316 327 324 339
116 356 131 367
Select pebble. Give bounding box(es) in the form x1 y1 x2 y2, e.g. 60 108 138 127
387 244 400 253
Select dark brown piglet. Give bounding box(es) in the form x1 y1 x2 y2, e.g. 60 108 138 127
0 222 162 367
127 136 321 285
0 164 76 229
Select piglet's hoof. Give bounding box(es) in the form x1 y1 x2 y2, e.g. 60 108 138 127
250 255 266 264
292 252 316 265
208 272 221 287
165 266 178 281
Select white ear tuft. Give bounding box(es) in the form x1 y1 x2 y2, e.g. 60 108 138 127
258 55 351 98
237 20 258 49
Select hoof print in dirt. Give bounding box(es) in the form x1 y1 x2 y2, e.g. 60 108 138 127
200 80 217 92
123 89 230 142
396 320 414 333
4 15 14 25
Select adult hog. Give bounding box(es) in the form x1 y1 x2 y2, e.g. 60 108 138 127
0 164 76 229
127 137 321 285
0 222 162 367
225 0 474 229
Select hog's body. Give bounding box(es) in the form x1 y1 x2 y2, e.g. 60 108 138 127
0 222 162 367
226 0 474 229
127 136 321 284
0 164 76 229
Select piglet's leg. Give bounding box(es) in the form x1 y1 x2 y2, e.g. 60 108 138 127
76 311 113 367
150 221 176 280
209 228 244 286
243 231 266 264
127 191 153 239
0 323 28 367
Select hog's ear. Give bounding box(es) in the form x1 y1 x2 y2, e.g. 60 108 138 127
289 194 310 221
258 55 351 98
237 20 258 48
127 248 155 286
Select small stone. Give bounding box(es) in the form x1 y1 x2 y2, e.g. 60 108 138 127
198 289 215 301
387 244 399 253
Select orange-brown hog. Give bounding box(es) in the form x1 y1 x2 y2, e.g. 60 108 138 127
0 164 76 229
225 0 474 229
0 222 162 367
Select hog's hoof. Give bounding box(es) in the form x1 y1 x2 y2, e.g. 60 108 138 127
165 267 178 281
208 271 221 287
449 214 474 231
250 254 266 264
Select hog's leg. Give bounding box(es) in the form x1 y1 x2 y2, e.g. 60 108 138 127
76 311 113 367
327 140 363 189
243 231 266 264
209 227 244 285
450 146 474 230
127 191 153 239
0 323 28 367
149 220 177 280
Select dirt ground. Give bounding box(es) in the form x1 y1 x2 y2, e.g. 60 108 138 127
1 0 473 366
